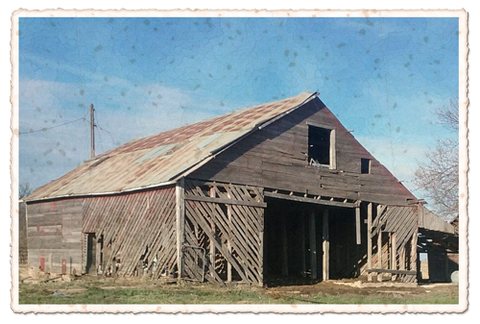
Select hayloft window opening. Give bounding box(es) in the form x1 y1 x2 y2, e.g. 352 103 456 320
361 158 371 174
308 125 336 169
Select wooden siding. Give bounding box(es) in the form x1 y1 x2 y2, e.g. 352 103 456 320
27 199 83 274
26 187 177 278
364 205 419 283
191 98 415 206
82 187 177 278
182 180 265 285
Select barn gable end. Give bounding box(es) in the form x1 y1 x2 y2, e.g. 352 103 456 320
191 97 415 206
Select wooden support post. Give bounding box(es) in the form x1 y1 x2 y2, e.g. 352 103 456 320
356 205 361 245
48 253 53 273
391 232 397 280
226 193 233 283
96 239 102 275
410 226 418 274
300 210 306 278
176 178 185 279
322 209 329 281
377 230 383 282
209 187 216 273
367 203 373 282
309 209 317 280
399 248 405 271
281 213 288 276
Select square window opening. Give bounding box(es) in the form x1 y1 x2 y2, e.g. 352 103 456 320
361 158 371 174
308 125 333 167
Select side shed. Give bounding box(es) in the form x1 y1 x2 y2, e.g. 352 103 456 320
25 91 426 285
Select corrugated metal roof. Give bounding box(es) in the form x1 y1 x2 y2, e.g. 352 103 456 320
27 91 318 201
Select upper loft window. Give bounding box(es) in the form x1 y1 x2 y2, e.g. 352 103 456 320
307 124 336 169
361 158 371 174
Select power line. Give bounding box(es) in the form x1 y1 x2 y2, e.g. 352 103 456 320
19 117 86 135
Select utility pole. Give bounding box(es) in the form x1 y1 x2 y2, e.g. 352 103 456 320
90 103 95 158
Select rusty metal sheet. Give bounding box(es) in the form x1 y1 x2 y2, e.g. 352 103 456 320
27 91 317 201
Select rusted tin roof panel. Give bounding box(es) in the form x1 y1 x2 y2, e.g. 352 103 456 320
27 91 317 201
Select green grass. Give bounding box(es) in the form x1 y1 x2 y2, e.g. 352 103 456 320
19 283 275 304
18 281 459 305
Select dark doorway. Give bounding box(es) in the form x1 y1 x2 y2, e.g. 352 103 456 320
85 233 96 274
263 198 322 286
328 207 358 279
263 197 360 286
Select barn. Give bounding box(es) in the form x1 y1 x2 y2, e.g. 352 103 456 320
24 91 450 286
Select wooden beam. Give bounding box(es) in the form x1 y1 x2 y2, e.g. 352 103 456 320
176 178 185 279
391 232 397 280
264 191 356 208
377 229 383 282
96 238 102 275
226 193 233 283
209 187 216 276
366 268 416 276
355 205 361 245
367 203 373 282
410 225 418 274
322 209 329 281
184 194 267 208
309 209 317 280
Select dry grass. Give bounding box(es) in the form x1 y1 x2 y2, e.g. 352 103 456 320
18 274 459 305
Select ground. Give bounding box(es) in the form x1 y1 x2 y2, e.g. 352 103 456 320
17 266 458 305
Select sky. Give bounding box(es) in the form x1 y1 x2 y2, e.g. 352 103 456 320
18 16 459 204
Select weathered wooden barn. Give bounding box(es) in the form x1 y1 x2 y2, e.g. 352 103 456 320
25 91 446 286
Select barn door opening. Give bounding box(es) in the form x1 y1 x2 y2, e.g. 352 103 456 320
85 233 96 274
263 197 360 285
263 199 324 285
328 207 360 279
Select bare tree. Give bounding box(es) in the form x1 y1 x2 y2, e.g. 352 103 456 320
19 182 33 199
414 99 459 222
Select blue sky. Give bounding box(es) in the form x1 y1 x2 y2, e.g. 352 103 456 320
18 17 459 201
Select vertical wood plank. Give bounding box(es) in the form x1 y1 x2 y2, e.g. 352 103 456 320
176 178 185 279
209 187 216 274
322 208 329 281
257 195 265 287
96 238 102 275
410 224 418 274
330 129 337 170
356 206 361 245
48 253 53 273
226 193 233 283
377 230 383 282
391 232 397 280
367 203 373 282
309 209 317 280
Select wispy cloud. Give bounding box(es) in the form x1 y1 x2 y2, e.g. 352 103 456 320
19 76 223 190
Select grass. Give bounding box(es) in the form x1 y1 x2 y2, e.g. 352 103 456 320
18 280 459 305
20 283 275 304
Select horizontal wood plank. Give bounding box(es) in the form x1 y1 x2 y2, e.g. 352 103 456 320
184 194 267 208
264 191 356 208
366 268 417 276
